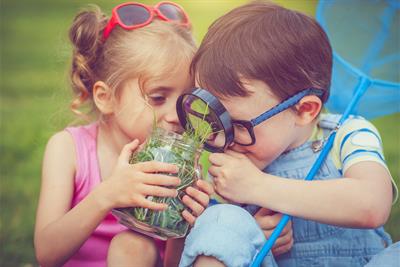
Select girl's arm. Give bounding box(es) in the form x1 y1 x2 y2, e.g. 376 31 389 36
209 152 393 229
35 133 180 267
34 131 110 267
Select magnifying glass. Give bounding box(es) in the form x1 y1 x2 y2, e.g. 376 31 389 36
176 88 234 152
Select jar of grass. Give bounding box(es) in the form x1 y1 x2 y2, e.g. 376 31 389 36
112 127 203 240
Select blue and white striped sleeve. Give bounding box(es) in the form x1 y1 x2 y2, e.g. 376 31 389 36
332 117 398 202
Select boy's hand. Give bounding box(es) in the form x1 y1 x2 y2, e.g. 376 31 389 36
181 180 214 225
208 149 264 204
254 208 293 256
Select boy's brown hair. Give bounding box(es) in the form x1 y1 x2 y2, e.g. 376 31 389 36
191 0 332 103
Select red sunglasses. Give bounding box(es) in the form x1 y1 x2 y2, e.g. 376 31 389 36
103 1 190 40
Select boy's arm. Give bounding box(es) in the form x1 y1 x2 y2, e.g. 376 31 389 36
254 118 394 228
210 118 394 229
253 161 393 228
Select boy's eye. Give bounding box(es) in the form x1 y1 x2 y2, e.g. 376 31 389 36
233 123 248 133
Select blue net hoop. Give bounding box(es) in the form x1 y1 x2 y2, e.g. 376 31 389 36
317 0 400 119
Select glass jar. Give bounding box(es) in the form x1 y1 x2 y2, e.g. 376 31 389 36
112 128 203 240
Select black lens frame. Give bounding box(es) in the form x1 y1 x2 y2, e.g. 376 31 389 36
177 88 234 152
231 120 256 146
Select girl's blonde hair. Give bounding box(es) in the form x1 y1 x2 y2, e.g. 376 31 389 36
68 5 196 120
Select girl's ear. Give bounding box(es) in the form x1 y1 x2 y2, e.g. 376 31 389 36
93 81 114 115
295 95 322 126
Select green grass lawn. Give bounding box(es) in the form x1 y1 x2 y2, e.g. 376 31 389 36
1 1 398 266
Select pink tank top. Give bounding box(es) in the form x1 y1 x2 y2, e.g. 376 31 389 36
64 123 165 267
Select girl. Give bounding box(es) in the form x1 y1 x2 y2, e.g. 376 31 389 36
178 1 398 267
34 2 212 267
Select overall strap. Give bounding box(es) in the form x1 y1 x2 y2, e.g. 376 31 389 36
318 113 342 137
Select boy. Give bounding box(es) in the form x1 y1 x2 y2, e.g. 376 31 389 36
179 1 397 267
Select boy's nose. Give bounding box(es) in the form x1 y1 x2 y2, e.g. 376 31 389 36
229 142 247 153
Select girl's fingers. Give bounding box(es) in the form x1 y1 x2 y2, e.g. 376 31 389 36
139 198 168 211
195 180 214 195
284 219 292 233
141 184 178 198
181 194 205 217
135 161 179 174
254 208 275 218
272 238 294 256
256 212 282 230
143 174 181 187
185 186 209 208
270 228 293 248
182 209 196 226
277 219 292 236
262 229 273 238
118 139 139 163
260 219 291 239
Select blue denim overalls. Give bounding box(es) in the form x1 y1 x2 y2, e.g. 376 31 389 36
179 114 392 267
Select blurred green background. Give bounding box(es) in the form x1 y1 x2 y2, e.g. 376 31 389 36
0 0 398 266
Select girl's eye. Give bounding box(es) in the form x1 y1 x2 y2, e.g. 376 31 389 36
147 95 167 106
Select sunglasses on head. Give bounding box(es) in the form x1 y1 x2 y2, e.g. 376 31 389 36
103 1 190 40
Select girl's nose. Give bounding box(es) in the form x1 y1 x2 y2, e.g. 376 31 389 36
162 108 183 133
164 107 180 125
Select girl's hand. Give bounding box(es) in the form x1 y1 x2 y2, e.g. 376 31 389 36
96 139 181 211
181 180 214 226
254 208 293 256
208 149 264 204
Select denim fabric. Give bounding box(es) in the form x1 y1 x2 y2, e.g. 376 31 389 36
364 241 400 267
179 204 278 267
179 114 392 267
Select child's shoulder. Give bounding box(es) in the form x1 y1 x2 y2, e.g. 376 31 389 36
42 130 77 183
63 122 98 143
45 122 96 162
45 130 76 165
322 113 382 167
319 113 379 136
331 114 382 152
46 123 97 161
341 115 379 135
47 130 75 152
327 114 385 171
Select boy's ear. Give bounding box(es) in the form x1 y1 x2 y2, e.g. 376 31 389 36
93 81 114 115
295 95 322 126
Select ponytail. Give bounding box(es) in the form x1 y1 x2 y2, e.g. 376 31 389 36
68 5 107 117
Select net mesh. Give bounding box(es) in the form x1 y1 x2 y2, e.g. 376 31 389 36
316 0 400 118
